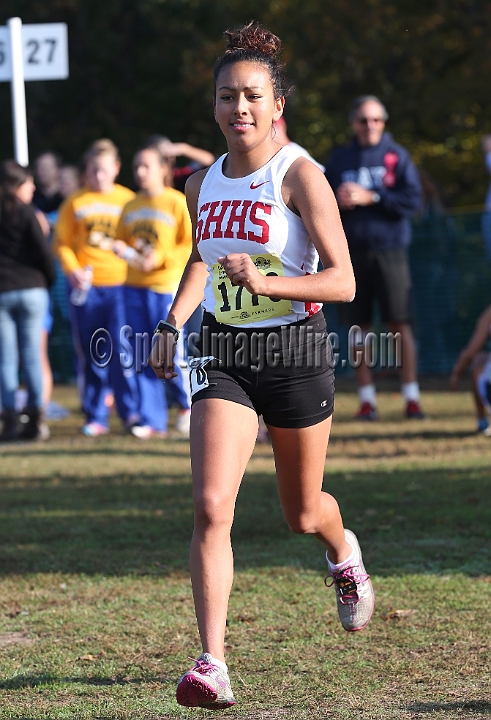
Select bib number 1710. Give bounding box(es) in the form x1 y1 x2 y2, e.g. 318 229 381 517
216 271 280 313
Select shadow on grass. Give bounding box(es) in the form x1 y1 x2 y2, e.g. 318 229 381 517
0 672 168 690
1 466 491 576
406 700 491 714
0 428 478 454
0 446 191 458
330 429 477 441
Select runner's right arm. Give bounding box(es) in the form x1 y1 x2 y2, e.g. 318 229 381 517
149 169 209 380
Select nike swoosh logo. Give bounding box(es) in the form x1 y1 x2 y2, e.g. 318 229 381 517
250 181 269 190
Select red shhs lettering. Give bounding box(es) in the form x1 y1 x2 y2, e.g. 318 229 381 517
248 202 271 244
196 202 209 242
224 200 251 239
196 200 271 244
201 200 231 240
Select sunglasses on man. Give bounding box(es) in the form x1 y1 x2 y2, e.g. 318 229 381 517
355 117 385 125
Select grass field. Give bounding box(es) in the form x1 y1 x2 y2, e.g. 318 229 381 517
1 383 491 719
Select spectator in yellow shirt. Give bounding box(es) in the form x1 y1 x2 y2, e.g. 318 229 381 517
114 142 192 438
54 139 139 436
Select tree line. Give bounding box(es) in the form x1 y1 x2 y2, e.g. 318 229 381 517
1 0 490 206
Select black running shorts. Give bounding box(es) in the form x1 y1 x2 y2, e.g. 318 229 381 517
338 247 413 326
190 311 335 429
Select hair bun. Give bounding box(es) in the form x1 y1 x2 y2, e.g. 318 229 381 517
214 21 291 100
224 21 281 59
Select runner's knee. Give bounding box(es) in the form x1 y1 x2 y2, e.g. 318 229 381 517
194 493 235 530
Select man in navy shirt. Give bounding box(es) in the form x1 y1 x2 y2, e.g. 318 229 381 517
325 96 423 420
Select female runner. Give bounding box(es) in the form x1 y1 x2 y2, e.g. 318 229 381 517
150 22 374 710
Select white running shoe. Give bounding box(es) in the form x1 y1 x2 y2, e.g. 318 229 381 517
130 424 153 439
326 529 375 632
82 422 108 437
130 425 166 440
175 410 191 436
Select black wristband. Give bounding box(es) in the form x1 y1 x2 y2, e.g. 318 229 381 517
153 320 180 340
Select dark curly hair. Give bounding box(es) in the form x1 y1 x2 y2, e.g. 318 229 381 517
214 21 292 100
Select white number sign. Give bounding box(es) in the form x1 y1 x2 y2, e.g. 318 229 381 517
0 23 68 82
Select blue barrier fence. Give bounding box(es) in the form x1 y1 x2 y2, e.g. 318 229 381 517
411 211 491 373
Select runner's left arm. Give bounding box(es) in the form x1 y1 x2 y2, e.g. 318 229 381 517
219 158 355 305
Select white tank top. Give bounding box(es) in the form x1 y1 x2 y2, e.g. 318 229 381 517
196 145 322 327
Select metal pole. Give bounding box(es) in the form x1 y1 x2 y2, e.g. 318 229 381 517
8 17 29 166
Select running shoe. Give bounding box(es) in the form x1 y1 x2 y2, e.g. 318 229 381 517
354 402 379 421
326 529 375 632
175 409 191 436
405 400 425 419
130 424 167 440
176 653 236 709
82 422 108 437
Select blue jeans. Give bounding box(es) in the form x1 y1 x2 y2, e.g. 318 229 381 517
0 287 49 410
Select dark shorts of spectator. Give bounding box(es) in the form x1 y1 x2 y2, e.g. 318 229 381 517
338 247 413 326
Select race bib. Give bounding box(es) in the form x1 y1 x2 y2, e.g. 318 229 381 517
212 253 293 325
189 356 216 397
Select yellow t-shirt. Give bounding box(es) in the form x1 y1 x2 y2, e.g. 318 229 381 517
53 184 135 286
116 188 192 293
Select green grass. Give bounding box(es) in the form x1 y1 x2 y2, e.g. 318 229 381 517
1 384 491 719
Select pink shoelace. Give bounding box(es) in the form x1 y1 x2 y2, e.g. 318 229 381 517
188 657 215 674
187 657 227 689
324 565 370 604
